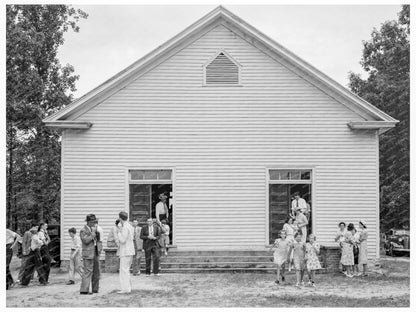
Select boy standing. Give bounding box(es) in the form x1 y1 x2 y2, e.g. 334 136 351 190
66 228 83 285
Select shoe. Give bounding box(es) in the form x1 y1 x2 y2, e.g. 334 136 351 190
362 274 368 277
274 280 279 284
295 283 300 288
346 274 354 278
92 290 98 293
66 280 75 285
311 282 316 288
146 274 150 277
80 292 93 295
300 281 305 286
281 276 285 282
307 281 312 287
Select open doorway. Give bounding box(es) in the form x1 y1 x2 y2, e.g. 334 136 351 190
268 169 312 244
128 169 173 244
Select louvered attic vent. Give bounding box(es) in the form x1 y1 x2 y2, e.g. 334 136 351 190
205 52 239 85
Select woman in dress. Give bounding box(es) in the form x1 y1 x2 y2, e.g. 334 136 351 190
269 230 290 285
358 220 368 276
305 234 321 287
351 227 360 276
282 217 297 243
340 223 355 278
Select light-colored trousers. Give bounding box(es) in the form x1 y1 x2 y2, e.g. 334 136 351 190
300 226 307 243
119 256 133 292
69 250 83 281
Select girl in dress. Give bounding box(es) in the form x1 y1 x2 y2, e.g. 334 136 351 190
289 231 306 288
269 230 290 284
305 234 321 287
283 217 298 271
340 223 355 278
358 220 368 276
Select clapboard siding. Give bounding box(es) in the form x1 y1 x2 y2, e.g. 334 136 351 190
61 24 378 259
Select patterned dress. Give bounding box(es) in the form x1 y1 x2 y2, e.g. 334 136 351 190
340 231 354 266
292 241 306 270
358 229 368 264
305 242 322 271
273 238 290 266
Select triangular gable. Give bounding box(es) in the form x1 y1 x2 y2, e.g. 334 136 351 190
43 6 398 132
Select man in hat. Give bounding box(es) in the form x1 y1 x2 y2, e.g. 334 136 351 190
80 214 100 294
155 193 169 222
140 218 163 276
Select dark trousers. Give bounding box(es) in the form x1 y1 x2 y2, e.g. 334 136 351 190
21 250 47 286
80 247 100 293
145 246 160 275
6 244 14 289
40 245 51 283
18 255 33 281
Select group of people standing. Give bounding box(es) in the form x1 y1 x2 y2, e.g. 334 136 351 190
270 211 319 288
6 223 53 289
335 220 368 277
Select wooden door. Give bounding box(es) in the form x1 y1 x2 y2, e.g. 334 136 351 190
129 184 151 226
269 184 290 244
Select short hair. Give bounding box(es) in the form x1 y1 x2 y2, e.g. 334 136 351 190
68 227 76 234
38 223 45 232
347 223 355 231
293 192 300 196
338 222 346 227
119 211 128 221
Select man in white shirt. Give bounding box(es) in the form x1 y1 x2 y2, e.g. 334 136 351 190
66 227 83 285
291 192 307 215
116 211 135 294
132 219 143 276
20 228 47 286
155 193 169 222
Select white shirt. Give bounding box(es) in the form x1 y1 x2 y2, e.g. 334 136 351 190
291 198 307 210
70 235 82 250
156 201 168 217
6 229 19 245
117 221 135 257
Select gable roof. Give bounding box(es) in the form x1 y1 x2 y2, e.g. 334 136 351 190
44 6 398 133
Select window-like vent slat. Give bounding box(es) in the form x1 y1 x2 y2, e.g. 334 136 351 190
205 53 239 85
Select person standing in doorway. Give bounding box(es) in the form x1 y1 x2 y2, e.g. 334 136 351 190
291 192 307 216
37 223 51 284
156 193 169 222
66 228 83 285
80 214 100 295
141 218 163 276
116 211 135 294
132 219 143 276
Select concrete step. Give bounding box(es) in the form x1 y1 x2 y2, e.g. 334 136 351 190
160 256 273 263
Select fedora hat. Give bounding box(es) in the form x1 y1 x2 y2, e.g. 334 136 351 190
85 214 97 222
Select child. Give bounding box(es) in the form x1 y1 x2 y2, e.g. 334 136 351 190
305 234 321 287
66 227 83 285
159 219 170 256
269 230 290 284
289 231 306 288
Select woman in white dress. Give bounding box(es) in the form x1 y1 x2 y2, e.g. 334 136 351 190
282 217 297 243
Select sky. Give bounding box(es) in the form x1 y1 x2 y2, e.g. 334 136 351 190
56 4 403 99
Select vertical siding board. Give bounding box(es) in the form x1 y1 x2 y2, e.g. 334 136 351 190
62 25 378 259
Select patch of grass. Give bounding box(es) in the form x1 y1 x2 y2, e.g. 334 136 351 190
263 294 410 307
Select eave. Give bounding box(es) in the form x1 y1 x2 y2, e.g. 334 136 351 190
44 121 93 129
348 121 398 134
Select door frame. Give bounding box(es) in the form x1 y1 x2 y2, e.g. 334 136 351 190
265 166 316 245
125 166 176 245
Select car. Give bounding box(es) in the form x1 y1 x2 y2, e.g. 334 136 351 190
384 228 410 257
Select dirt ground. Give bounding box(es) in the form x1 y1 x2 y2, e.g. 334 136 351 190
6 256 410 307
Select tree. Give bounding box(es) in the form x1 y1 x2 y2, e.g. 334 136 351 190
6 5 87 231
349 5 409 231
